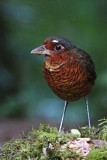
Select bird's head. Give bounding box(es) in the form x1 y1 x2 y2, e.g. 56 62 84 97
31 36 76 56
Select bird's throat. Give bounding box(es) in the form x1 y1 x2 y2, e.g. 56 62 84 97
45 59 62 71
44 53 69 72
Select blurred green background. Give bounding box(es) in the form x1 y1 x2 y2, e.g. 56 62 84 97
0 0 107 127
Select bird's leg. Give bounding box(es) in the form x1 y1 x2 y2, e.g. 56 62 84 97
58 101 68 133
84 96 91 129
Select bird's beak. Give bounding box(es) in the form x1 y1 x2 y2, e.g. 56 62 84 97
31 45 51 56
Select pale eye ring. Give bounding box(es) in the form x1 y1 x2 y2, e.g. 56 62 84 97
54 44 64 51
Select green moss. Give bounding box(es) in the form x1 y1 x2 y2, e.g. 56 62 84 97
0 124 82 160
81 118 107 141
0 122 107 160
87 146 107 160
98 118 107 141
80 126 97 138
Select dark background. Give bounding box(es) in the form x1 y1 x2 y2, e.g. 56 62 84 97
0 0 107 144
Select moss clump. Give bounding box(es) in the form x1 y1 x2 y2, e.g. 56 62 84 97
98 118 107 141
98 125 107 141
80 126 96 139
87 146 107 160
0 124 82 160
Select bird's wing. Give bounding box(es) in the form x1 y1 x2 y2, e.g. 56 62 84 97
72 48 97 83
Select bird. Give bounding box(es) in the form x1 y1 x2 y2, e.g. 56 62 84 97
31 36 96 133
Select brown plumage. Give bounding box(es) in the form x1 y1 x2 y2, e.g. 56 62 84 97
31 36 96 132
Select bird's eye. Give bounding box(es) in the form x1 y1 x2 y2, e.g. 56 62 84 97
54 44 63 51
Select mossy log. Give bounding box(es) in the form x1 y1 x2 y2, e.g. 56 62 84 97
0 119 107 160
